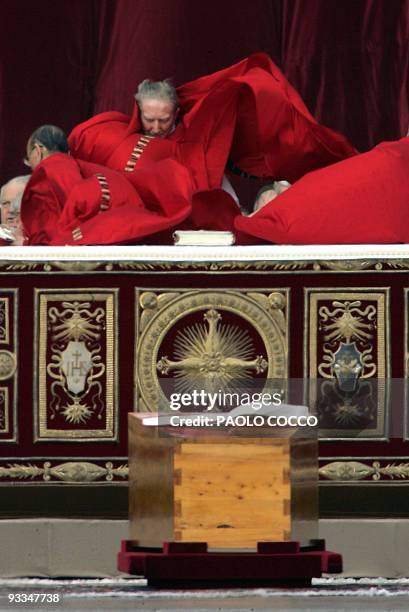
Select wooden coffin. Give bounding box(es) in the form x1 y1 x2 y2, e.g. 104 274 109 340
129 412 318 549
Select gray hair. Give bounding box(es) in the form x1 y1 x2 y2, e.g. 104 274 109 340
0 175 30 213
29 125 68 154
135 79 179 110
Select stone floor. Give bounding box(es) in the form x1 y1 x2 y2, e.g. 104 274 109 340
2 577 409 611
2 518 409 610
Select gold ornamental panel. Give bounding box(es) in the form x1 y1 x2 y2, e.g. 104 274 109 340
34 290 118 441
135 289 289 412
305 288 390 440
0 290 18 444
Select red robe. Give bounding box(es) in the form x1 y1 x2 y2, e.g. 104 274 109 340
234 138 409 245
21 154 192 245
69 52 357 194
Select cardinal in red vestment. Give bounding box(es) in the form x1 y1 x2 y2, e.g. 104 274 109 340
20 125 192 245
68 52 357 230
234 138 409 245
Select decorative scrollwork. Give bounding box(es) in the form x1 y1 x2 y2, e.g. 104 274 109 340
320 461 409 481
318 301 377 384
0 461 128 482
0 256 408 274
315 261 377 272
0 299 6 342
50 262 103 272
47 302 106 424
120 261 309 272
0 262 41 272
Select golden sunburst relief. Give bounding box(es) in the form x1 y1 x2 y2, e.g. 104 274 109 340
319 300 375 343
332 401 365 426
61 400 93 424
317 300 377 382
318 378 375 428
49 301 105 342
156 308 268 396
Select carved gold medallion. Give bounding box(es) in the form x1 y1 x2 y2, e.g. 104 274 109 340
135 289 289 412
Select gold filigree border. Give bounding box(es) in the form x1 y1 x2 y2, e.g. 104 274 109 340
0 458 128 484
1 258 409 274
319 459 409 483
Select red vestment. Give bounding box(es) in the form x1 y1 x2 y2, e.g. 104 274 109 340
234 138 409 245
69 52 357 194
21 154 192 245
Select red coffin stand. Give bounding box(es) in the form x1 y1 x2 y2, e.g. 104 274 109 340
118 540 342 587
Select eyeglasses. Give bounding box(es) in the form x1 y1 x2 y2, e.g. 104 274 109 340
23 143 45 168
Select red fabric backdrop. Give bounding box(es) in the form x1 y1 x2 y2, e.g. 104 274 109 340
0 0 408 184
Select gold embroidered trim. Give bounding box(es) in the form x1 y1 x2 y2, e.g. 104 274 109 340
95 173 111 211
124 135 154 173
72 228 83 241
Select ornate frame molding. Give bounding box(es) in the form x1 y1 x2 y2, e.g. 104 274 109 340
0 258 409 274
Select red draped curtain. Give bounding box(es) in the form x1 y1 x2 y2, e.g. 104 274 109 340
0 0 408 184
